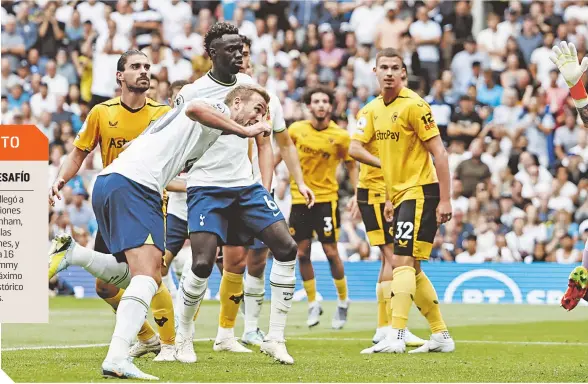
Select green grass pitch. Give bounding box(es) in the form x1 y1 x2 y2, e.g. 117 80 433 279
2 297 588 382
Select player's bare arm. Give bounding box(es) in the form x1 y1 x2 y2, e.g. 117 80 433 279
345 159 358 189
255 132 274 191
349 140 381 168
274 130 316 207
165 178 187 193
423 135 452 225
49 147 89 206
185 99 270 138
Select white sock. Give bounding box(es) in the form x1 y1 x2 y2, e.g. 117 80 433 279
243 273 265 334
337 299 348 308
175 268 207 338
162 264 178 303
104 275 157 362
266 260 296 342
72 244 130 289
216 325 234 341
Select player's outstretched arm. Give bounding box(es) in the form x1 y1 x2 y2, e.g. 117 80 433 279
550 41 588 128
423 135 452 225
185 100 271 138
49 147 89 206
348 140 381 168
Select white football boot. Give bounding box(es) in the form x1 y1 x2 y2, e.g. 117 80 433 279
260 339 294 365
404 328 427 347
360 328 406 354
307 302 322 327
153 343 176 362
101 357 158 380
213 337 252 353
409 331 455 353
372 326 391 344
175 333 197 363
128 335 161 358
331 301 349 329
241 328 265 347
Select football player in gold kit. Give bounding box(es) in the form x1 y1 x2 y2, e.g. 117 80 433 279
288 86 357 329
355 48 455 354
48 50 176 361
348 69 425 348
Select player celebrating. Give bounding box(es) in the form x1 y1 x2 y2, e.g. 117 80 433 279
348 79 425 348
288 87 357 329
549 41 588 310
48 50 176 361
215 35 315 347
171 22 299 365
48 85 272 380
357 48 454 354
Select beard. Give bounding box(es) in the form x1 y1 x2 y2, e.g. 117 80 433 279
127 82 150 94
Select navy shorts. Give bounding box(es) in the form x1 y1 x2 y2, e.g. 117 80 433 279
166 213 188 256
187 183 284 246
92 173 165 255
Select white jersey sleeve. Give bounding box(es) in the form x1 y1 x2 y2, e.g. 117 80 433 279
166 173 188 221
182 72 259 188
100 98 228 195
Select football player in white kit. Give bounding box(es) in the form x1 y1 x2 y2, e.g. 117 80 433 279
172 22 300 365
231 35 315 347
47 85 272 380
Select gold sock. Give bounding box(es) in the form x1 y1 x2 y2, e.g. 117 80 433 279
376 283 387 328
380 280 393 327
415 271 447 333
390 266 416 330
218 271 244 329
303 279 317 303
333 276 348 301
104 288 157 342
151 283 176 344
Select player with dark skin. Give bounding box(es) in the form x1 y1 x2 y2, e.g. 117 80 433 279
175 23 299 364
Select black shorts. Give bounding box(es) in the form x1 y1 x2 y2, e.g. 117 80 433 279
289 200 340 243
392 183 440 260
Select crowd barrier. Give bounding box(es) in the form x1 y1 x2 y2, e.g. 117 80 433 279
59 261 584 306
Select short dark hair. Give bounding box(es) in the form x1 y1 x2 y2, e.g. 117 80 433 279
375 48 404 65
116 50 148 85
240 34 252 49
204 22 240 56
303 86 335 105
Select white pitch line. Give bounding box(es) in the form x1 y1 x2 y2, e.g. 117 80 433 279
3 337 588 351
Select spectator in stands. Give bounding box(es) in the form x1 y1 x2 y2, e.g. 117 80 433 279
454 139 491 198
447 95 482 149
554 110 582 162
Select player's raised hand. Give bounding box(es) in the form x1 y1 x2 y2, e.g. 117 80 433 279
436 199 452 225
247 121 272 137
48 178 66 206
549 41 588 87
298 183 315 208
346 194 361 221
383 200 394 222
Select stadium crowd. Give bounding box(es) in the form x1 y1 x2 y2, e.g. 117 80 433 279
2 0 588 266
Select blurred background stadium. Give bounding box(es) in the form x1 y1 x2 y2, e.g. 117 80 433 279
2 0 588 304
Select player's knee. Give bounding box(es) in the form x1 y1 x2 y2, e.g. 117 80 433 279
322 243 340 261
191 259 214 278
274 238 297 262
95 279 119 300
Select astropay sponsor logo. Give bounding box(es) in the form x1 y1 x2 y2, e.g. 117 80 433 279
442 269 588 305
